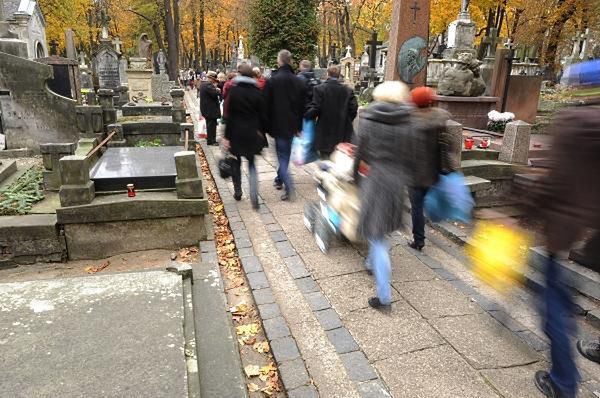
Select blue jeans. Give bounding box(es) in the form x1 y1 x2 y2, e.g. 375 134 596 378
545 254 579 397
366 238 392 305
232 155 258 205
275 137 294 194
409 187 428 246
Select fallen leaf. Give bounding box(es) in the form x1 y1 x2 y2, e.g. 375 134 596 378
259 373 269 382
85 261 110 274
253 341 270 353
244 364 260 378
236 323 259 337
260 363 277 375
247 383 260 392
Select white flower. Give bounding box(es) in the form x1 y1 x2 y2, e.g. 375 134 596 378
488 110 515 122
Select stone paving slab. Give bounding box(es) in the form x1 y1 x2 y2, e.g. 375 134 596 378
431 313 541 369
0 271 188 398
300 249 365 280
344 306 444 361
376 345 499 398
393 279 483 319
480 363 551 398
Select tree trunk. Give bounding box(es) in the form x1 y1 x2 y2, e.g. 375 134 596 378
321 1 327 66
199 0 206 70
543 0 577 80
511 9 523 37
192 7 199 68
163 0 178 80
174 0 181 69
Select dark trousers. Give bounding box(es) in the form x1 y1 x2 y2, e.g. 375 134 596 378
545 254 579 397
409 187 428 246
206 118 217 145
232 155 258 206
275 137 294 194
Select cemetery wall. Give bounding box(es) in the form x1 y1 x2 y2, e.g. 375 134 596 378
0 52 78 151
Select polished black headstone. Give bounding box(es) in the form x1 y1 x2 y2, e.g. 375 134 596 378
90 147 180 191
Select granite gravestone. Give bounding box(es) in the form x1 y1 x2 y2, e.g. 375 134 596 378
385 0 430 86
94 44 120 91
151 49 173 101
65 28 76 60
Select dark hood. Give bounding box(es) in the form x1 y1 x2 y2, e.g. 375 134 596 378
361 101 413 125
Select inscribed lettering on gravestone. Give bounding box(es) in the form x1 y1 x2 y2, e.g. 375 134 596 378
385 0 430 86
94 45 120 90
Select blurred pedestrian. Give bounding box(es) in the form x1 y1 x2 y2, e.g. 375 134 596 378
305 65 358 159
297 60 320 108
199 71 221 146
222 64 267 210
532 80 600 397
222 72 238 100
264 50 305 201
217 72 227 93
253 67 267 90
407 87 456 251
577 337 600 364
353 81 414 309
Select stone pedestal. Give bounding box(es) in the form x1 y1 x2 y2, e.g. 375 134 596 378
434 96 499 129
499 121 531 164
59 155 95 207
127 58 153 101
180 123 194 150
97 89 117 128
40 142 77 191
445 120 464 169
171 88 186 123
152 73 174 102
480 58 495 96
174 151 203 199
443 19 477 59
106 123 126 147
75 106 103 139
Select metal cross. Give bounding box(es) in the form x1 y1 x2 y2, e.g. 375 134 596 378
410 1 421 23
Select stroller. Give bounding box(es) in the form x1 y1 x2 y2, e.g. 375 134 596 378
303 143 367 253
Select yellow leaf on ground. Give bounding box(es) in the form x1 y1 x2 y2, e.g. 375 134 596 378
236 323 259 337
244 364 260 378
253 341 270 353
259 363 277 375
247 383 260 392
214 204 224 212
259 373 269 382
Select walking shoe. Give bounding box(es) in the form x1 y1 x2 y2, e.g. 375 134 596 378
534 370 565 398
233 192 242 201
577 339 600 364
251 198 260 211
281 192 294 202
408 241 424 251
274 182 283 190
368 297 391 309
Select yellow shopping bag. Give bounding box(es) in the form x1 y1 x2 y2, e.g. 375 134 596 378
466 221 531 294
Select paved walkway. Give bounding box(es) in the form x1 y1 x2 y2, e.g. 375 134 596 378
186 91 599 398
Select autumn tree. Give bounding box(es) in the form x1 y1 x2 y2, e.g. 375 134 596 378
248 0 319 67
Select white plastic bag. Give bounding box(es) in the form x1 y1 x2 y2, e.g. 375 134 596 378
196 116 207 141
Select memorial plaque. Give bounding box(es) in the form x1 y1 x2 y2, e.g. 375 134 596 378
385 0 430 87
94 46 120 90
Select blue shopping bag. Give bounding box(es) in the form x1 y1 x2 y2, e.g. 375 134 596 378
424 172 474 223
292 119 319 166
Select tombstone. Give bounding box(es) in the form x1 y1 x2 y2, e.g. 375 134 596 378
385 0 430 86
65 28 76 60
37 55 83 103
94 40 121 91
443 0 477 60
339 46 356 84
119 58 128 85
498 121 531 164
128 36 153 101
152 49 173 101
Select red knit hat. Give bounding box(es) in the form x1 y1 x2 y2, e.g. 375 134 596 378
411 86 435 108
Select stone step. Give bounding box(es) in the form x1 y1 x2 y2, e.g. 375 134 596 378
461 149 500 161
464 175 492 192
0 160 17 185
528 158 553 168
461 159 519 180
529 246 600 302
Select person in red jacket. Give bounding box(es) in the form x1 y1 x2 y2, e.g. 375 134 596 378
253 67 267 90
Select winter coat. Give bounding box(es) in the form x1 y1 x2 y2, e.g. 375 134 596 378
222 79 234 100
199 81 221 120
353 101 415 239
535 106 600 253
264 64 305 139
411 107 457 188
305 78 358 153
224 77 268 158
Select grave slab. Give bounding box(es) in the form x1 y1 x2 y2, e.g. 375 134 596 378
0 271 189 398
90 147 181 191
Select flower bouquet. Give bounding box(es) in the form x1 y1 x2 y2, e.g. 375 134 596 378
487 110 515 133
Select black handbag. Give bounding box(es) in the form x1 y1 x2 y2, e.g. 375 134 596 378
218 156 235 179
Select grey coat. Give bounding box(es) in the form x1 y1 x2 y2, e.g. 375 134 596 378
353 102 415 239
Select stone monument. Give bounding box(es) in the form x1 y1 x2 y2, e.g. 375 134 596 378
437 52 486 96
93 21 120 92
443 0 477 59
127 33 154 101
0 0 48 59
151 49 174 101
339 46 356 84
385 0 430 86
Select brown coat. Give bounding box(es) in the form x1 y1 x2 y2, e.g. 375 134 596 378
538 106 600 252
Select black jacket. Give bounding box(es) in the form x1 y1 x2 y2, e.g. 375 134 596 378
199 81 221 119
305 78 358 153
297 71 319 108
224 77 268 157
264 64 305 139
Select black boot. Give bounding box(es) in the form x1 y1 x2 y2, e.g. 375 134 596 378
408 241 424 251
534 370 566 398
577 339 600 364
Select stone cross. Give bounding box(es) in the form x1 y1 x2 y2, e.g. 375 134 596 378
78 51 86 66
570 31 583 58
99 10 111 40
366 31 382 69
344 45 352 59
410 1 421 23
112 37 123 54
482 27 502 58
579 28 590 59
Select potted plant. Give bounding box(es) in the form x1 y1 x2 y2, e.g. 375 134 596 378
487 110 515 133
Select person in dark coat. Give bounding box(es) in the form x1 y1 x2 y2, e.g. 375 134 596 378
407 87 457 251
199 71 221 145
222 64 268 210
353 81 414 309
305 65 358 158
264 50 305 200
532 94 600 398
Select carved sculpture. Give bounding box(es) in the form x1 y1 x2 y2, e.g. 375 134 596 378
437 52 486 97
138 33 153 61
